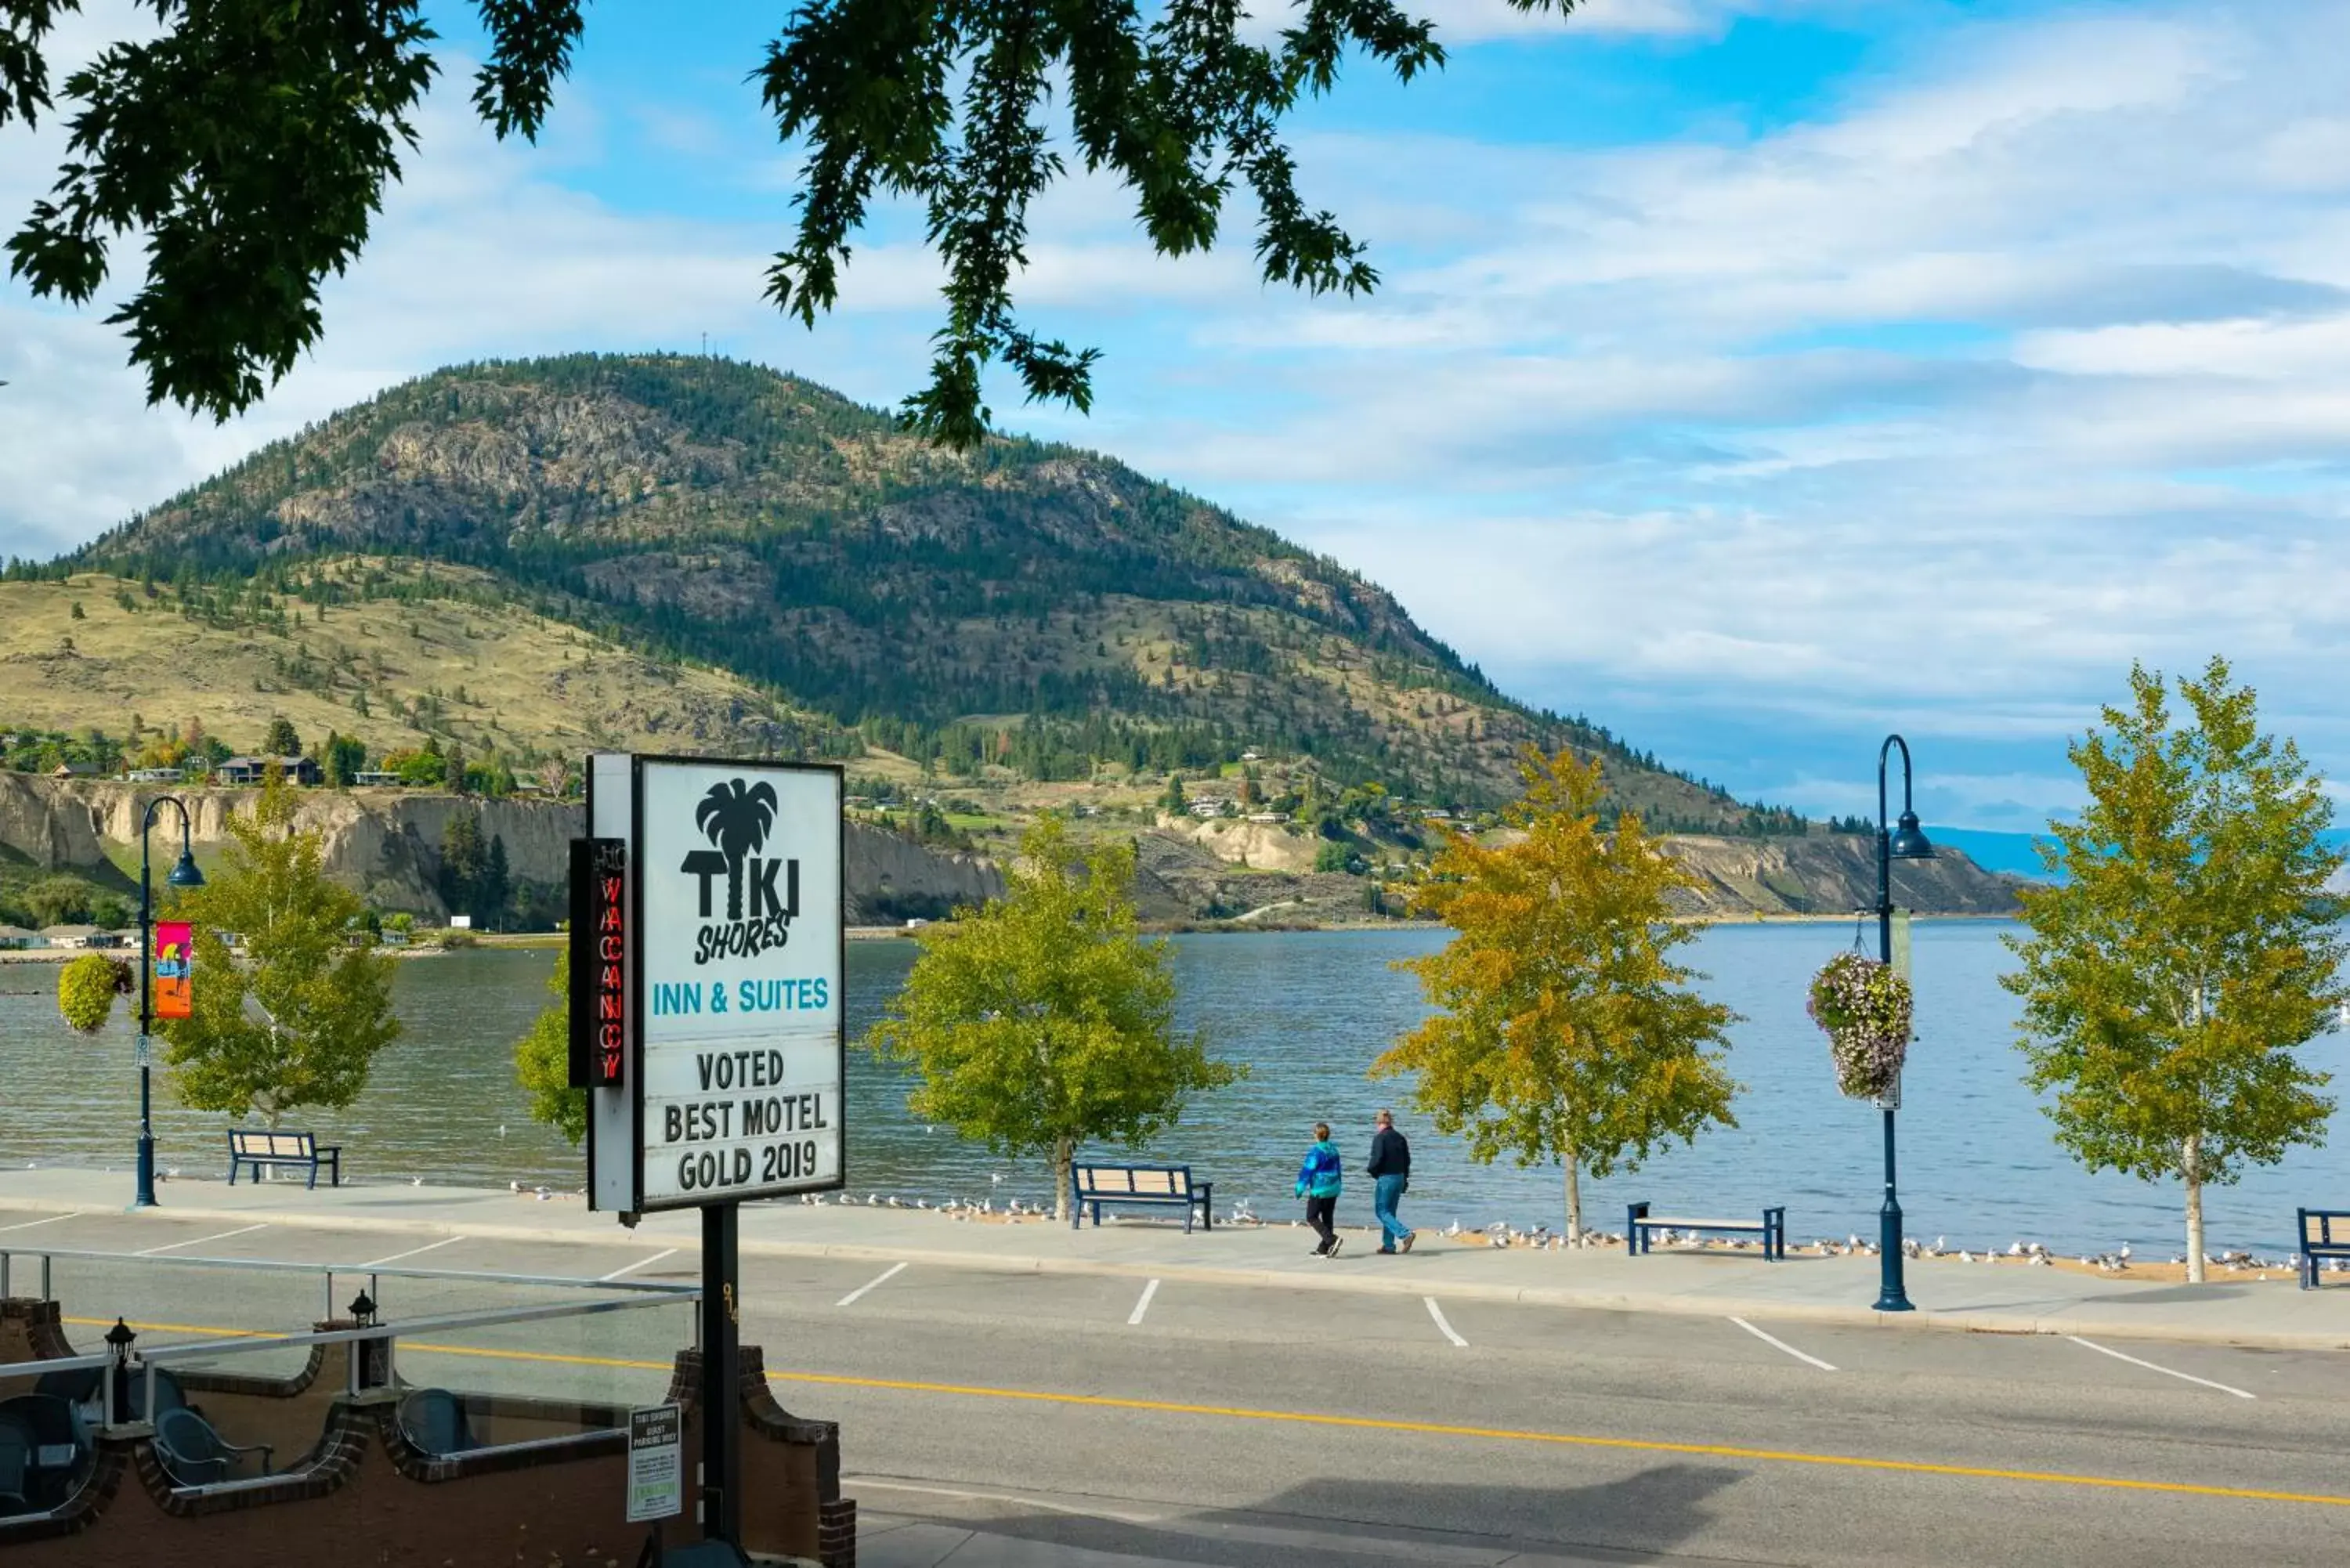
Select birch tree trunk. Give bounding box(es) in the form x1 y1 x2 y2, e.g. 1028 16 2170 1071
2183 1133 2206 1284
1563 1139 1584 1245
1053 1137 1075 1223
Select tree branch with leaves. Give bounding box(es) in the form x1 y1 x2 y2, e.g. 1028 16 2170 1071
1374 746 1741 1242
4 0 1578 443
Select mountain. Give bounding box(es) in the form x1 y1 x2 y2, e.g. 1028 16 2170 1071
41 352 1781 829
1 352 2023 920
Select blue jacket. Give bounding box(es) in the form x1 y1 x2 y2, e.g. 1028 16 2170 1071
1295 1140 1343 1199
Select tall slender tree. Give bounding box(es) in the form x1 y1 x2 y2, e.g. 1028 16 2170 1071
161 776 400 1126
867 817 1238 1218
1374 746 1741 1242
2005 659 2345 1281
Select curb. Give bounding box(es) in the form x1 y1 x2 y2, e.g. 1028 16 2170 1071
4 1194 2345 1353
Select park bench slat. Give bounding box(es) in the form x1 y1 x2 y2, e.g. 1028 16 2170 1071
226 1129 342 1190
1628 1201 1786 1261
2299 1207 2349 1289
1071 1163 1213 1234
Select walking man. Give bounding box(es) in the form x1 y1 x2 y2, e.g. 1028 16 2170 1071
1295 1121 1343 1258
1368 1109 1414 1255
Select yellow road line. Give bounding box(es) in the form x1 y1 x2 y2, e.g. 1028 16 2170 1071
57 1319 2350 1509
66 1316 284 1340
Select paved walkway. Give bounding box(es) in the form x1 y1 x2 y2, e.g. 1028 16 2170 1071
1 1167 2342 1349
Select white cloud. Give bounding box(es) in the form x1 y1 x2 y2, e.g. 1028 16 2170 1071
14 0 2350 825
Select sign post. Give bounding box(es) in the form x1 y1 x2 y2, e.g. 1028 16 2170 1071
575 755 844 1561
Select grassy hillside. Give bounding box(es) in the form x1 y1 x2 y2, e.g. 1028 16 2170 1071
0 562 832 770
19 352 1786 830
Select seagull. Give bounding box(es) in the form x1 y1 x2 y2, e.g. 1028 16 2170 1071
411 1177 425 1187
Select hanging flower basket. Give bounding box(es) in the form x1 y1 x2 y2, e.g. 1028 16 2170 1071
58 953 135 1035
1808 951 1911 1101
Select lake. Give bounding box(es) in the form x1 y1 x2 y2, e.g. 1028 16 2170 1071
2 923 2342 1255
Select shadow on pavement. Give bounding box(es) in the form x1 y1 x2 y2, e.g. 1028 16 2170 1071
862 1462 1747 1567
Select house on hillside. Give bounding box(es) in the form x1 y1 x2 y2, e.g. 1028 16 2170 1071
49 762 92 779
215 755 323 786
38 925 99 948
352 770 404 787
0 926 41 950
126 767 184 784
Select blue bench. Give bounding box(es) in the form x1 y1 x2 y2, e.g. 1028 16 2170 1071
227 1129 341 1188
1070 1164 1213 1233
2299 1208 2349 1289
1628 1201 1786 1261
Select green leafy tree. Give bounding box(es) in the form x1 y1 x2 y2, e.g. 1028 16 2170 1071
480 834 512 928
2 0 1582 443
868 817 1239 1218
1374 746 1741 1242
2004 659 2346 1282
439 810 485 919
263 715 299 757
18 874 94 928
513 948 587 1144
161 777 401 1126
322 731 367 788
1160 773 1186 815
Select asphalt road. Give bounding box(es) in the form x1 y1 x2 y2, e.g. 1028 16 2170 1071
8 1210 2350 1566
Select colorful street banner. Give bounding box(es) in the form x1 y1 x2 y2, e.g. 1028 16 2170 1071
154 920 193 1021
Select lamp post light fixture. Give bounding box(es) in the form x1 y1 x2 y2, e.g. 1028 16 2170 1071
1872 736 1935 1313
105 1317 138 1422
136 796 204 1210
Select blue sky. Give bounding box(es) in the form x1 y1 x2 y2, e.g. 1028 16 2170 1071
9 1 2350 834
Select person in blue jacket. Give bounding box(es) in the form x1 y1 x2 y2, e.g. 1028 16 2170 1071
1295 1121 1344 1258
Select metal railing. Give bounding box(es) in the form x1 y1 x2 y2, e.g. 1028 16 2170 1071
2 1288 696 1495
2 1244 696 1324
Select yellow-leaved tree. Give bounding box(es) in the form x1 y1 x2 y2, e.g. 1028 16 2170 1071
1375 747 1741 1243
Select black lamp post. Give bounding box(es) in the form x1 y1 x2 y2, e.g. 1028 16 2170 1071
136 796 204 1209
1872 736 1935 1313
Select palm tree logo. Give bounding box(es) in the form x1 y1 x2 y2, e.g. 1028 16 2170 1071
694 779 779 920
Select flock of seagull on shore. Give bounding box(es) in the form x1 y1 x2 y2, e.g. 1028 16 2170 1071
34 1157 2335 1274
773 1187 2348 1273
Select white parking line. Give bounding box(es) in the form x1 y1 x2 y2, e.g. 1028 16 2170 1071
1126 1279 1161 1326
600 1248 680 1282
2067 1336 2255 1400
845 1476 1162 1526
136 1224 266 1257
0 1213 71 1234
1424 1297 1468 1348
1730 1317 1837 1371
837 1262 907 1306
360 1236 465 1268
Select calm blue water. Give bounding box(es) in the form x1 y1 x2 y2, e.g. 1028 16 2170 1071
2 923 2343 1255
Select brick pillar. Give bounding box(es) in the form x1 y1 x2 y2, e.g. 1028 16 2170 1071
819 1497 858 1567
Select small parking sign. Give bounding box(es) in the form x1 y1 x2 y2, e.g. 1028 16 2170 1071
626 1403 682 1523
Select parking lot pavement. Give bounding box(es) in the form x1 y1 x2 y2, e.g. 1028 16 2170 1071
12 1204 2350 1420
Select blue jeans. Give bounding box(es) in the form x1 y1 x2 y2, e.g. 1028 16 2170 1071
1373 1174 1412 1249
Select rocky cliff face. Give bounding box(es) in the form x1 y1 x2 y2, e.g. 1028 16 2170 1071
1664 833 2020 917
0 775 1002 923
